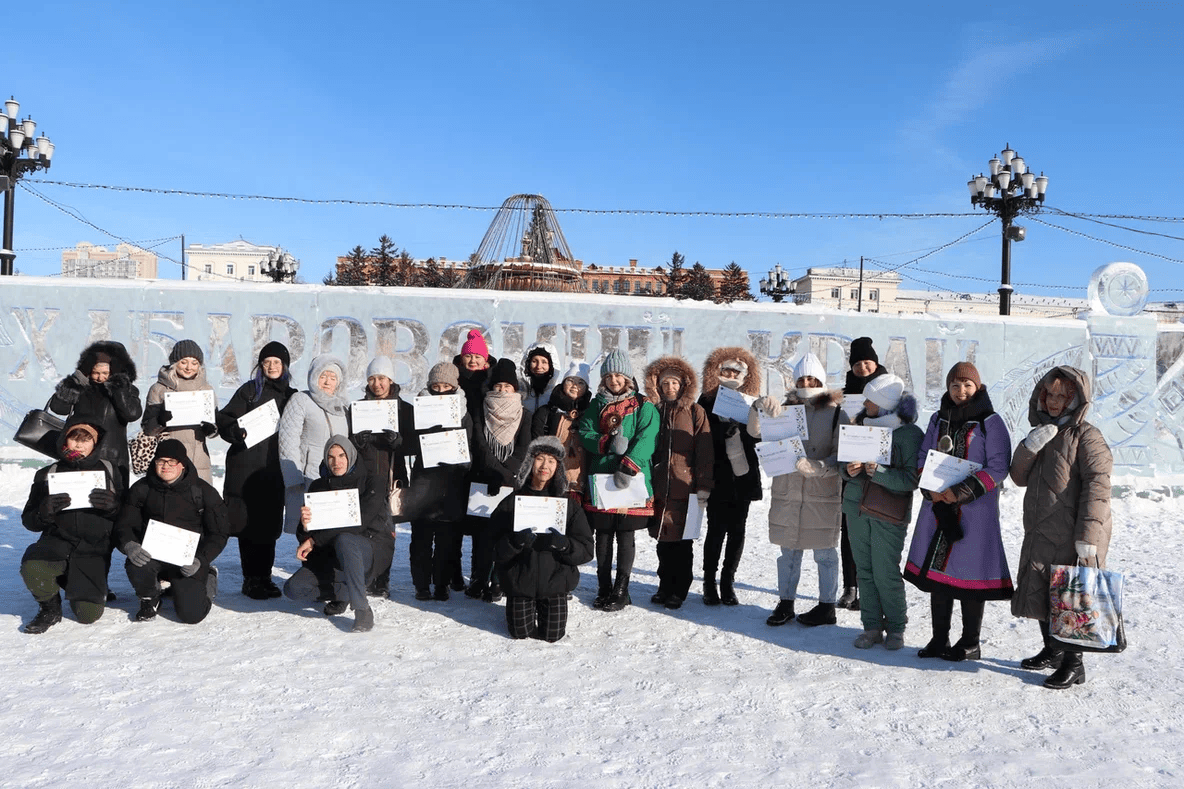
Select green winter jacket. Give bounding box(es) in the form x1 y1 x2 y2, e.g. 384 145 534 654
577 388 660 515
841 396 924 526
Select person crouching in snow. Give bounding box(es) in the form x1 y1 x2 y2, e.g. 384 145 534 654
116 439 230 624
644 356 713 610
285 436 391 632
749 353 848 627
20 418 124 633
840 374 922 651
491 437 594 642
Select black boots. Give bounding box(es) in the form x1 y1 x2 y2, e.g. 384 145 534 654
135 597 160 621
719 571 739 606
836 586 859 610
242 576 282 600
702 574 720 606
24 595 63 634
600 576 632 612
943 639 981 662
323 600 348 616
766 599 795 626
1043 652 1085 689
594 585 612 608
796 602 837 627
1021 647 1065 670
917 638 951 658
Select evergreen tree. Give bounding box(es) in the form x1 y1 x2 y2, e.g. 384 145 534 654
681 262 717 302
370 235 399 287
664 251 687 298
338 245 369 286
718 262 755 303
396 249 416 287
420 257 456 288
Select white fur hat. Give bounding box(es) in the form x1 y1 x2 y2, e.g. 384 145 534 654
793 353 826 384
863 373 904 412
562 361 591 388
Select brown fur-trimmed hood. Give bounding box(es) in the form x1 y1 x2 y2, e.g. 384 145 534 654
701 346 760 397
644 356 699 409
783 388 843 409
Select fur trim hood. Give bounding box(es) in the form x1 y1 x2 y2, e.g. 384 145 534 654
701 346 760 397
643 355 699 408
783 389 843 410
76 340 137 381
1029 365 1092 427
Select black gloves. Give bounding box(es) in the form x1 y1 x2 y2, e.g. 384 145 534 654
381 429 401 450
55 371 86 404
352 430 374 447
487 481 502 496
88 488 118 513
157 407 173 426
933 502 964 543
549 533 571 554
40 493 71 520
200 421 218 437
508 530 535 550
107 372 132 390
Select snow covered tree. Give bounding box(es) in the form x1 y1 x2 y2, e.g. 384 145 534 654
718 262 754 303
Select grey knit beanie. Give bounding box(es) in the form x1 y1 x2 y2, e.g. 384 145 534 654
169 339 204 366
428 361 460 389
600 349 631 379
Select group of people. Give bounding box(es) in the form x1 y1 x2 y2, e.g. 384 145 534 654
17 331 1113 688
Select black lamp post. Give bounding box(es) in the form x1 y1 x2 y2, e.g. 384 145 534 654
261 247 300 283
759 263 794 303
968 143 1048 315
0 96 54 276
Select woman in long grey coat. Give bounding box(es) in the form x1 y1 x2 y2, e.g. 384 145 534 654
278 354 350 533
1009 365 1112 690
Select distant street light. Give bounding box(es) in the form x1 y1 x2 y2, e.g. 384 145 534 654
261 247 299 283
968 143 1048 316
760 263 794 303
0 96 55 276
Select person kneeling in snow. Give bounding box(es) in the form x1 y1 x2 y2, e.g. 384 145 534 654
285 436 392 633
116 439 230 624
491 437 594 642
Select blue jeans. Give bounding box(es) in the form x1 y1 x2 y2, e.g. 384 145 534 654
776 547 839 604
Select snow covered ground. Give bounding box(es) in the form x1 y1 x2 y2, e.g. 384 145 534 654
0 449 1179 789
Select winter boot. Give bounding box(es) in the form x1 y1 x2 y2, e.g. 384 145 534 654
415 587 432 601
135 597 160 622
24 595 63 634
765 599 795 626
601 575 632 612
664 594 684 610
593 583 613 609
450 569 467 592
719 570 739 606
241 576 269 600
206 566 219 601
323 600 348 616
837 586 859 610
1021 647 1065 671
433 585 450 601
702 573 720 606
917 637 951 659
351 606 375 633
796 602 838 627
943 638 981 662
366 570 390 598
465 581 487 599
1043 652 1085 689
260 578 282 599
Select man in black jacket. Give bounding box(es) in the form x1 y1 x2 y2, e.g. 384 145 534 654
115 439 230 624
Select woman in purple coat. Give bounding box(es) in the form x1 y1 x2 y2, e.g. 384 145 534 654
904 362 1013 661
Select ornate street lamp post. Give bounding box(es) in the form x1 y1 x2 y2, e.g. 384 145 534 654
759 263 794 303
261 247 300 283
968 143 1048 315
0 96 55 276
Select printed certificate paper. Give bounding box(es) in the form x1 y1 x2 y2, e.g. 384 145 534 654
589 473 649 510
47 470 107 511
419 430 471 468
681 494 707 541
467 482 512 517
303 489 362 531
414 395 464 429
919 450 983 493
141 519 200 567
841 395 866 420
754 437 807 477
759 405 809 442
837 425 893 464
238 399 280 449
712 387 756 425
350 399 400 433
164 390 216 426
513 496 568 533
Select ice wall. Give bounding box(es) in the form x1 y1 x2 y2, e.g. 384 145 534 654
1 264 1178 475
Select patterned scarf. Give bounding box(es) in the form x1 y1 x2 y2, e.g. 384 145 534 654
484 390 523 461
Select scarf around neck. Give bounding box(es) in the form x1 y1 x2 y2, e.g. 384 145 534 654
484 390 523 460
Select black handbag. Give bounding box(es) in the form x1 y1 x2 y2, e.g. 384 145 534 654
13 401 65 458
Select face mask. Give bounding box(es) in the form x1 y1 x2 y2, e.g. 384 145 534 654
719 377 742 390
797 386 825 401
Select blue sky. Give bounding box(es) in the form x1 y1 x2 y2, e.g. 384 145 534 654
6 1 1183 300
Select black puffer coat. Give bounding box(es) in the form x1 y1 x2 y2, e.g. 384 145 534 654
48 341 142 482
352 383 415 504
492 486 594 599
404 390 474 524
21 419 125 603
216 373 297 536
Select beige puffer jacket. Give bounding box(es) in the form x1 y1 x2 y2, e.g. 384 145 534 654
1009 366 1113 620
751 389 848 550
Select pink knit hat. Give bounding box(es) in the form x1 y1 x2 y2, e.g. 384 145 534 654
460 329 489 359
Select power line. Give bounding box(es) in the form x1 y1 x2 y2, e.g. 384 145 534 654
16 235 182 253
1045 206 1184 241
1028 216 1184 264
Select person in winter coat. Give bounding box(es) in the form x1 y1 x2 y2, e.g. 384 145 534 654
215 341 297 600
116 439 230 624
530 361 591 497
643 356 713 610
284 436 391 633
277 354 350 533
698 347 763 607
454 328 495 423
352 355 416 597
465 358 533 602
750 353 849 627
1008 366 1112 690
405 362 474 600
142 339 218 484
20 417 124 633
48 340 142 487
491 436 594 642
837 336 889 611
840 374 923 651
576 349 660 612
518 341 561 414
905 362 1013 662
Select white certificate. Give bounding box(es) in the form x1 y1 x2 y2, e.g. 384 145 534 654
754 437 807 477
682 494 707 541
238 399 279 449
467 482 512 517
351 399 400 434
513 496 568 533
590 473 649 510
141 519 200 567
919 449 983 493
303 488 362 531
47 470 107 511
164 389 216 426
841 394 866 420
759 405 809 442
712 386 756 425
414 395 464 429
419 429 471 468
837 425 893 464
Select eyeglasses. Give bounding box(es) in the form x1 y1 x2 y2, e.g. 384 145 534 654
155 458 182 468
